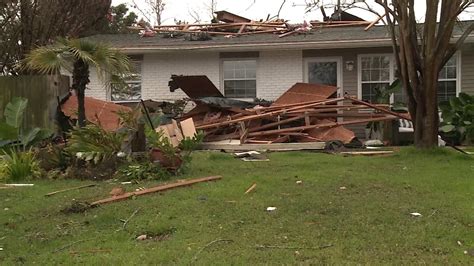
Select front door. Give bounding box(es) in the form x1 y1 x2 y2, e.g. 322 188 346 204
304 57 342 91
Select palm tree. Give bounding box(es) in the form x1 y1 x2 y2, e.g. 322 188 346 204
22 38 131 127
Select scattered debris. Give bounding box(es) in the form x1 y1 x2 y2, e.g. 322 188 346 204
136 234 147 241
339 151 394 156
457 240 463 246
244 183 257 194
118 208 141 231
410 212 422 217
339 186 347 190
235 151 269 161
170 76 405 150
296 180 303 185
109 187 126 197
45 184 96 197
266 207 277 212
61 94 131 131
2 184 34 187
191 239 234 262
255 243 333 250
91 176 222 206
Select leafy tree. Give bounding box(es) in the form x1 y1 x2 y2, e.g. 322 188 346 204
94 4 139 34
0 0 112 75
22 39 131 127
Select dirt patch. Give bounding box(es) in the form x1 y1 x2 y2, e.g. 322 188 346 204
60 201 93 214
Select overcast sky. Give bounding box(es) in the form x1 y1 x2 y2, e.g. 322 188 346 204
112 0 471 25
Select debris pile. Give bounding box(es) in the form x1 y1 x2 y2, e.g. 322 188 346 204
170 76 410 147
131 10 378 39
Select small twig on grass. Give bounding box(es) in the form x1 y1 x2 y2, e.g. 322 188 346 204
117 208 141 231
428 209 438 217
191 239 233 262
255 243 333 250
45 184 96 197
52 238 95 253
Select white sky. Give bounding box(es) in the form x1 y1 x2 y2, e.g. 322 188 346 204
112 0 472 25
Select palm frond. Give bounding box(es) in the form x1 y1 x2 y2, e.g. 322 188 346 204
22 45 68 74
66 39 97 66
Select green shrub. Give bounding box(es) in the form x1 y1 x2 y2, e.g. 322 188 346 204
439 93 474 145
117 162 170 181
2 149 41 181
65 124 126 164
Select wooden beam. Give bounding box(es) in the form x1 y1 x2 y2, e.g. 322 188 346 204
345 97 411 120
90 176 222 206
200 142 326 151
196 97 344 130
248 115 398 137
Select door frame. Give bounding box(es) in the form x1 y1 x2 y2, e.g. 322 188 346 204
303 56 343 95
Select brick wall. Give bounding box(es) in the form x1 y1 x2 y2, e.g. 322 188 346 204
257 50 303 100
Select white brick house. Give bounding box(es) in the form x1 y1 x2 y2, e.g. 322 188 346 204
86 22 474 105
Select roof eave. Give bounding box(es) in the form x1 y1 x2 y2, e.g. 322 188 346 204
117 34 474 54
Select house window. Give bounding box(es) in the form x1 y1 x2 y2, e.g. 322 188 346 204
223 60 257 98
359 55 393 103
438 56 458 103
111 60 142 102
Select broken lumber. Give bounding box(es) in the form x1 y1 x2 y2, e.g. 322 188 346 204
196 97 344 130
244 183 257 194
247 115 397 137
200 142 326 151
345 97 411 120
90 176 222 206
45 184 96 197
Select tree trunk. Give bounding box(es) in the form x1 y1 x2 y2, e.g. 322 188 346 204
412 71 439 148
72 59 90 127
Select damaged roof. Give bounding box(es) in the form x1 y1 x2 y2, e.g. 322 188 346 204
87 21 474 51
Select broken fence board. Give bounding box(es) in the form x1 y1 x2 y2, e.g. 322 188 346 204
200 142 326 151
90 176 222 206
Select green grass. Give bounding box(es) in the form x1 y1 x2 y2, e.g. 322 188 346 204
1 148 473 264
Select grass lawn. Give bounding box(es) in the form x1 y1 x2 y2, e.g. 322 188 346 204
1 148 473 264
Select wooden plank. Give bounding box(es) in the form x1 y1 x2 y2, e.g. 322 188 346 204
196 97 344 130
365 16 384 31
200 142 326 151
248 115 305 133
340 151 394 156
91 176 222 206
345 97 411 120
248 115 398 137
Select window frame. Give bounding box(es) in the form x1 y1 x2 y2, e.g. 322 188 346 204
303 56 343 94
110 59 142 103
357 53 395 103
220 58 258 99
437 52 462 102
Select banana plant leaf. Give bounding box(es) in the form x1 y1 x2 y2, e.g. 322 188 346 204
4 97 28 128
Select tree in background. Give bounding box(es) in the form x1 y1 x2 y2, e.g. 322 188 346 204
23 39 131 127
132 0 166 26
307 0 474 148
0 0 112 75
94 4 139 34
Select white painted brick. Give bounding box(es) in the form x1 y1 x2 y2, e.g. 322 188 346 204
86 50 304 102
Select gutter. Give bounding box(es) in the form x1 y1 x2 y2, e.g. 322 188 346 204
117 34 474 54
